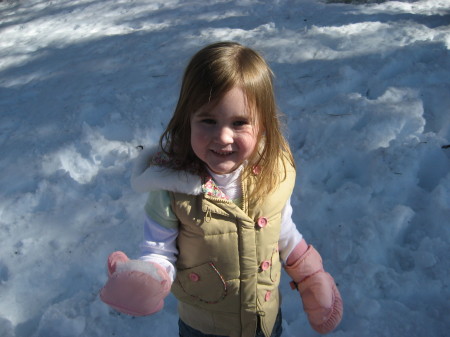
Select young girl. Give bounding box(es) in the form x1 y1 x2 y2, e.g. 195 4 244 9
100 42 343 337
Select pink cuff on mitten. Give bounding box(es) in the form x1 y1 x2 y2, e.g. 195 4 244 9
100 251 171 316
285 245 343 334
286 239 308 267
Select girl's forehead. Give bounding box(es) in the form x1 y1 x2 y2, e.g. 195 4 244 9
193 87 257 117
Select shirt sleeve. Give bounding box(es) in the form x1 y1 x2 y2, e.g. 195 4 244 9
139 190 179 281
144 190 179 229
278 198 303 264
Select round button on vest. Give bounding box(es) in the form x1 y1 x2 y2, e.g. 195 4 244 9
260 260 270 271
257 217 268 228
189 273 200 282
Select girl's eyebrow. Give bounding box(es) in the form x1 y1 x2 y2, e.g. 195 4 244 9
194 110 212 118
195 110 250 119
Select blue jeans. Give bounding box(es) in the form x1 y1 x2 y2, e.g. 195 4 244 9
178 310 283 337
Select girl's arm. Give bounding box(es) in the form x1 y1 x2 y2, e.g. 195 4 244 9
278 198 304 263
139 213 178 282
138 189 180 281
100 190 178 316
280 199 343 334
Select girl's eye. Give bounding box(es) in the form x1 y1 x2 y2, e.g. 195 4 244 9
233 120 248 127
201 119 216 125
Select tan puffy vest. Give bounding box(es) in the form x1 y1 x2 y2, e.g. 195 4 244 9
169 162 295 337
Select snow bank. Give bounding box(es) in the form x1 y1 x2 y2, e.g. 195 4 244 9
0 0 449 336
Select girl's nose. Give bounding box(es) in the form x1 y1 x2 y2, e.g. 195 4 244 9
215 126 233 144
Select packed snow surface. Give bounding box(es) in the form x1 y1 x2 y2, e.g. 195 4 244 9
0 0 449 336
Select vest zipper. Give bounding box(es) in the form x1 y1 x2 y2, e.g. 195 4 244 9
240 174 248 213
204 208 212 223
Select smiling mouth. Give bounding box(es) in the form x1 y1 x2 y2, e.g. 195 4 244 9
211 149 235 156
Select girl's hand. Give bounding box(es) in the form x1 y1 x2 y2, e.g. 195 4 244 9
284 245 343 334
100 251 171 316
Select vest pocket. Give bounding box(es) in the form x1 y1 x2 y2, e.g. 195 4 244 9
270 245 281 283
176 262 227 304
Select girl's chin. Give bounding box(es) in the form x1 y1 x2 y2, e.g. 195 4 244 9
206 163 238 175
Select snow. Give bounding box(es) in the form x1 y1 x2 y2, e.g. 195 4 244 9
0 0 449 336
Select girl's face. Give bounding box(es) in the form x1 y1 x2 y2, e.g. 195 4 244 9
190 87 259 175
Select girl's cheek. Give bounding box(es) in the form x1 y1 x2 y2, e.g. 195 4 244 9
198 126 210 138
193 126 211 142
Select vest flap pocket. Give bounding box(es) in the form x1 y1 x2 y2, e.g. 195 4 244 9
176 262 227 304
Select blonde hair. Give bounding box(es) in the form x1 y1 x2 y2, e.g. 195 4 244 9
160 41 295 204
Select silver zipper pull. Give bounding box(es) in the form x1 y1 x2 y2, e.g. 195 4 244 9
204 208 212 223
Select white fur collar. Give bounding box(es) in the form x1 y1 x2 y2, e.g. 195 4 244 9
130 146 202 195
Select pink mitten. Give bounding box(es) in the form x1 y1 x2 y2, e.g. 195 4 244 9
100 251 171 316
285 245 343 334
